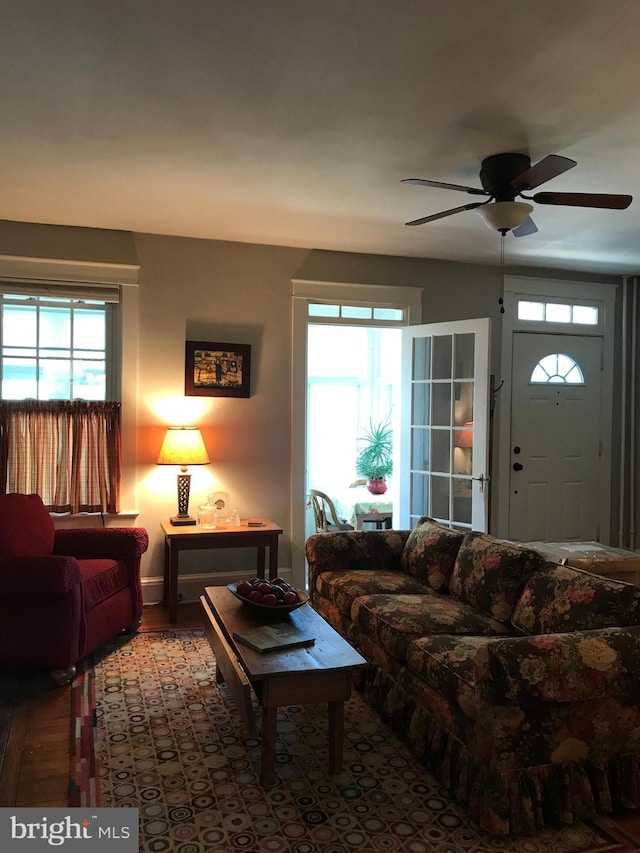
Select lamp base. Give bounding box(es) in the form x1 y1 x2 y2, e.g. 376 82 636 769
169 515 197 526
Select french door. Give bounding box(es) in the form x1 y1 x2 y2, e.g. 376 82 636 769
400 318 491 531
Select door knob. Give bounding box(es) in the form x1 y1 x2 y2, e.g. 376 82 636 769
512 462 523 471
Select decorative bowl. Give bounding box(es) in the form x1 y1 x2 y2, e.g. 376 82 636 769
228 582 310 614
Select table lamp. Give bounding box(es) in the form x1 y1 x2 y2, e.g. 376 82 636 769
157 426 210 525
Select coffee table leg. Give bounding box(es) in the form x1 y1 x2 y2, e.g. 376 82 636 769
328 700 345 774
261 706 278 785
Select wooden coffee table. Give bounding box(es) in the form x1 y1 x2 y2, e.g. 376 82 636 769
200 585 366 784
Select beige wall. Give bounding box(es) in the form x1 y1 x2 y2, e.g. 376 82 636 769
0 219 622 600
131 234 514 591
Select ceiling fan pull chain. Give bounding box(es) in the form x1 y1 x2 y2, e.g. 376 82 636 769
498 232 506 314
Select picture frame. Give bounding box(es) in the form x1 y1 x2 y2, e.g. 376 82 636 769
185 340 251 398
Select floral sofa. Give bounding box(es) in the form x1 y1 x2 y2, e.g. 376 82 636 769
305 519 640 835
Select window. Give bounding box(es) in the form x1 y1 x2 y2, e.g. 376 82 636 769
517 300 599 326
308 302 405 324
1 286 118 400
0 282 121 512
530 353 585 385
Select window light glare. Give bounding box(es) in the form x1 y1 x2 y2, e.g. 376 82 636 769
342 306 372 320
518 300 544 321
308 303 339 317
573 305 598 325
374 307 404 321
546 303 571 323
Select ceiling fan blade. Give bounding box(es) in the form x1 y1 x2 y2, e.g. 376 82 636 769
405 201 486 226
511 154 577 191
402 178 488 196
512 216 539 238
533 191 633 209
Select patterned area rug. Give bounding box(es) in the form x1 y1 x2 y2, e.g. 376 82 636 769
69 630 639 853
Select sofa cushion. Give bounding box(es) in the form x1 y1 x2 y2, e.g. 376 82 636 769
79 558 130 610
351 592 509 662
511 561 640 635
401 517 465 591
315 569 428 617
406 634 489 720
449 532 545 624
0 492 55 557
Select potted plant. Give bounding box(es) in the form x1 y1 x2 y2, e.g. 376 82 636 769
355 418 393 494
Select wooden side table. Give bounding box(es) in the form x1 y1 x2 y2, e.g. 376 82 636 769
161 519 283 623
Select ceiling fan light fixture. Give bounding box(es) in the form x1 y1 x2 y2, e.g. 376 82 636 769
476 201 534 233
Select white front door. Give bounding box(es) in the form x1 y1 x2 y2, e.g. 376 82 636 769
508 332 603 541
400 318 491 531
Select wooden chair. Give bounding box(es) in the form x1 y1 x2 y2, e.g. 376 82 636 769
309 489 355 533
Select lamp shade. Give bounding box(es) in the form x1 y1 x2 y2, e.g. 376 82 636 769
157 427 210 467
476 201 533 233
456 422 474 448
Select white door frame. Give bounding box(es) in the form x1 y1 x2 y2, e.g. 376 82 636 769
291 279 422 589
496 275 616 543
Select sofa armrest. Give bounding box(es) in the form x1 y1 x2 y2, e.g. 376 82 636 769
306 530 410 597
474 627 640 708
0 555 82 596
53 527 149 564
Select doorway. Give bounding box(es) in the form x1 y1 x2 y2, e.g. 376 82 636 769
306 323 402 541
508 332 603 541
291 280 423 587
497 276 616 545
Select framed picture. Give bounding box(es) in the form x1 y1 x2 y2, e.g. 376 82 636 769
185 340 251 398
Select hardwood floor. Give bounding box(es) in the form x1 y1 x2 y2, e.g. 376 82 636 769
2 601 640 846
0 602 203 808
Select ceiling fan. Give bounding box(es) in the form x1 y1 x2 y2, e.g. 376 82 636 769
402 152 633 237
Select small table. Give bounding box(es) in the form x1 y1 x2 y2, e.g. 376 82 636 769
161 519 283 623
200 586 366 784
332 486 393 530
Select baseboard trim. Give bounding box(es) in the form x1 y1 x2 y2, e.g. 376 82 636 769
141 567 295 606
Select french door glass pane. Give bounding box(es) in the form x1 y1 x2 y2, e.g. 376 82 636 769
411 383 430 424
411 427 429 470
431 475 450 520
432 335 452 380
412 336 431 381
454 333 475 378
410 472 428 518
431 429 451 474
431 383 451 426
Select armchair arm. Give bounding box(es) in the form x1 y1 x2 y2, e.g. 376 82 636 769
474 627 640 708
53 527 149 564
0 555 82 596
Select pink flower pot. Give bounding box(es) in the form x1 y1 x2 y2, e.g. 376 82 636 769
367 479 388 495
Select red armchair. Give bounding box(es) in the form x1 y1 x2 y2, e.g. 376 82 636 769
0 493 148 684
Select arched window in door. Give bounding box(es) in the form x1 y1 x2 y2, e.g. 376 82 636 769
530 353 585 385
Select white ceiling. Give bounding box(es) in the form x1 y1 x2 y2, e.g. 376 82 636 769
2 0 640 275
